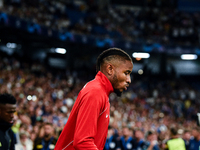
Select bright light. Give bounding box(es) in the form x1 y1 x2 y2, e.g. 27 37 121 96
6 43 17 49
181 54 197 60
138 69 143 75
32 95 37 101
132 52 150 58
27 95 32 101
55 48 66 54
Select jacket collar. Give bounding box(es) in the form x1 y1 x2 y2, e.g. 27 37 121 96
95 71 114 96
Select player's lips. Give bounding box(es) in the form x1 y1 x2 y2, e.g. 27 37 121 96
8 119 14 123
124 85 129 90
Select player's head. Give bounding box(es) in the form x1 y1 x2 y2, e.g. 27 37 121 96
96 48 133 96
0 93 17 124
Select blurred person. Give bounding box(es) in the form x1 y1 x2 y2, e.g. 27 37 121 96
34 121 45 139
142 130 160 150
17 113 32 131
157 125 169 149
134 128 146 150
118 126 136 150
165 127 186 150
55 48 133 149
0 93 17 150
33 122 57 150
188 127 200 150
182 129 191 150
15 123 29 144
15 130 33 150
30 130 37 144
11 112 21 139
104 125 120 150
36 128 45 141
32 125 40 136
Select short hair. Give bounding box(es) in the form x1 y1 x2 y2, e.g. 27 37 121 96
43 122 53 127
133 128 144 133
192 126 200 131
184 129 190 134
108 125 112 130
146 130 153 137
170 127 178 136
0 93 16 105
96 48 132 72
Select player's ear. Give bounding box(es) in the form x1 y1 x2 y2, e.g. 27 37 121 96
106 64 114 75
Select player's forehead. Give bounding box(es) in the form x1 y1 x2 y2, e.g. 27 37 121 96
115 59 133 70
1 103 16 111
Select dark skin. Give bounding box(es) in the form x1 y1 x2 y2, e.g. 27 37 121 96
0 103 16 124
101 58 133 96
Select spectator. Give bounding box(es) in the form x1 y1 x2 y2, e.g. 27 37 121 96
143 130 160 150
188 127 200 150
104 125 120 150
15 130 33 150
118 126 136 150
134 128 146 150
33 122 57 150
165 127 186 150
182 129 191 150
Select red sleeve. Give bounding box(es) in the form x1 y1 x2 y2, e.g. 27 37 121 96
73 89 102 150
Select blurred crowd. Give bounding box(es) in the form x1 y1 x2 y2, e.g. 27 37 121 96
0 50 200 150
1 0 200 46
1 0 200 149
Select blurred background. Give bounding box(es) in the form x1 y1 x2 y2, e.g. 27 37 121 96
1 0 200 149
1 0 200 79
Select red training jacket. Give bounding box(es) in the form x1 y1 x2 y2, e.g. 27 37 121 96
54 71 114 150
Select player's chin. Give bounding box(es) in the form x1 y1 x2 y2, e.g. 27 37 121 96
114 89 122 97
6 120 14 124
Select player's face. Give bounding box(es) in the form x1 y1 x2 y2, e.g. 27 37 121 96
0 104 16 124
112 60 133 96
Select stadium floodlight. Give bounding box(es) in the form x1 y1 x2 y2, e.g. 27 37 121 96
55 48 66 54
6 42 17 49
27 95 32 101
181 54 197 60
132 52 150 58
